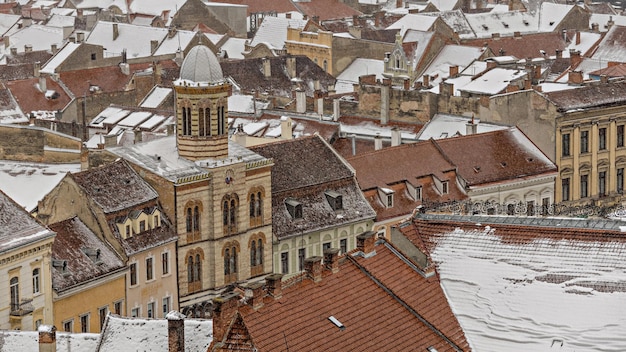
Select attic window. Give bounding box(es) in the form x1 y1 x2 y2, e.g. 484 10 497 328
482 24 488 30
91 53 96 60
442 181 449 194
501 162 507 167
285 198 303 219
45 90 59 100
328 316 345 331
82 247 102 263
502 22 509 28
523 20 529 25
415 186 422 201
473 166 481 173
549 21 555 26
52 260 69 274
325 190 343 211
427 347 439 352
379 188 394 208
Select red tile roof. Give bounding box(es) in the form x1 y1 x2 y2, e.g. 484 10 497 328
462 32 567 59
432 127 557 186
237 241 470 351
209 0 299 16
294 0 362 22
6 76 72 114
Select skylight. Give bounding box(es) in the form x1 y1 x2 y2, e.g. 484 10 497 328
328 316 345 331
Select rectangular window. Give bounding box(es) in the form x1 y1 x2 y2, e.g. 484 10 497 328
562 133 570 156
125 225 130 237
415 186 422 201
99 307 108 330
386 194 393 207
131 307 140 317
281 252 289 274
562 178 570 201
618 168 624 193
580 130 589 153
146 257 153 281
618 125 624 148
147 302 155 318
580 174 588 198
114 301 122 315
130 263 137 286
63 320 73 333
32 269 40 294
162 252 169 275
340 239 347 254
599 171 607 196
298 248 305 272
162 297 171 317
442 181 449 194
154 215 160 228
526 201 534 216
139 220 146 232
80 314 89 333
542 197 550 215
599 127 607 150
323 242 331 253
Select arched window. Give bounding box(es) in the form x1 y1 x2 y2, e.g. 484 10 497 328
217 105 224 135
256 191 262 217
223 200 229 226
257 239 263 265
194 253 201 282
223 194 238 234
230 199 236 226
198 108 205 136
187 255 193 282
323 60 328 72
193 206 200 231
249 193 255 217
205 108 211 135
249 188 264 227
186 208 192 233
10 277 19 312
182 106 192 136
224 248 230 275
250 240 257 266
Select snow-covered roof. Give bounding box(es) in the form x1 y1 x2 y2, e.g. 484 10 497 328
97 314 212 352
0 330 99 352
0 160 80 211
429 0 459 11
73 0 128 12
563 31 602 58
428 221 626 351
419 45 484 86
228 94 269 113
589 14 626 32
457 67 528 95
422 10 475 39
139 86 172 108
89 106 131 128
86 22 167 59
153 29 196 57
249 16 307 50
417 113 508 140
536 82 582 93
339 121 419 141
7 24 64 53
138 114 168 130
538 3 574 32
117 111 152 128
387 14 438 37
40 42 81 74
0 13 20 36
46 14 76 29
465 10 539 39
335 58 384 94
129 0 186 22
590 24 626 63
218 37 246 60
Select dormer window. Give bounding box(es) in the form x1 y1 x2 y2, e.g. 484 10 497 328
285 198 303 219
442 181 449 194
325 191 343 211
379 187 394 208
415 186 422 201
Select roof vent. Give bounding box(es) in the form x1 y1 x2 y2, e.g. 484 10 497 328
328 316 345 331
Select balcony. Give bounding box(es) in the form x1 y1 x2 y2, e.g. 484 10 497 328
10 298 34 317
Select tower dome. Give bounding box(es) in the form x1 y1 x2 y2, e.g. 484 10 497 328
179 45 224 84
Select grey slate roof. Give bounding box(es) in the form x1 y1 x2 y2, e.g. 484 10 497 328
0 189 55 254
544 82 626 112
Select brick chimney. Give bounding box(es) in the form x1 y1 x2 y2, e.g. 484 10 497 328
212 292 240 345
423 74 429 87
265 273 283 299
323 248 340 274
374 134 383 150
575 31 581 45
113 23 119 40
403 78 410 90
569 49 582 69
262 58 271 78
167 311 185 352
38 325 56 352
449 65 459 78
356 231 376 255
304 256 323 282
556 49 562 59
568 71 583 85
391 126 401 147
245 282 265 310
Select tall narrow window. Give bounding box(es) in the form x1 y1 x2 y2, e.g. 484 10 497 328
618 125 624 148
281 252 289 274
580 174 588 198
182 107 191 136
186 208 192 233
186 107 191 135
223 201 229 226
562 178 570 201
249 194 255 218
230 246 237 274
599 128 607 150
230 199 236 226
250 241 257 266
162 252 169 275
193 206 200 231
198 108 205 136
63 320 73 332
618 168 624 193
10 277 19 312
147 302 155 318
99 307 107 330
224 248 230 275
194 254 201 282
146 257 153 281
340 238 347 254
32 268 40 294
130 263 137 286
80 314 89 333
217 106 224 135
599 171 607 196
298 248 305 272
187 255 193 282
257 239 263 265
562 133 570 157
114 301 122 315
205 108 211 135
162 297 171 316
256 192 262 217
442 181 449 194
580 130 589 153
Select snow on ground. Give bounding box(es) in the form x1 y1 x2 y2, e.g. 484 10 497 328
0 161 80 211
431 227 626 352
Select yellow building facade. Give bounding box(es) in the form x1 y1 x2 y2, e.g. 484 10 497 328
285 27 333 74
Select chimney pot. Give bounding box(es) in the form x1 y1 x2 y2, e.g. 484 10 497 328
323 248 340 273
245 282 265 310
304 256 323 282
212 292 240 347
167 311 185 352
356 231 377 255
38 325 57 352
374 134 383 150
265 273 283 298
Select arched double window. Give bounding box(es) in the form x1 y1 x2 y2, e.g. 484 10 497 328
198 104 211 137
249 234 266 276
223 242 240 284
185 201 202 241
222 194 239 235
186 249 204 293
248 187 264 227
181 105 192 136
